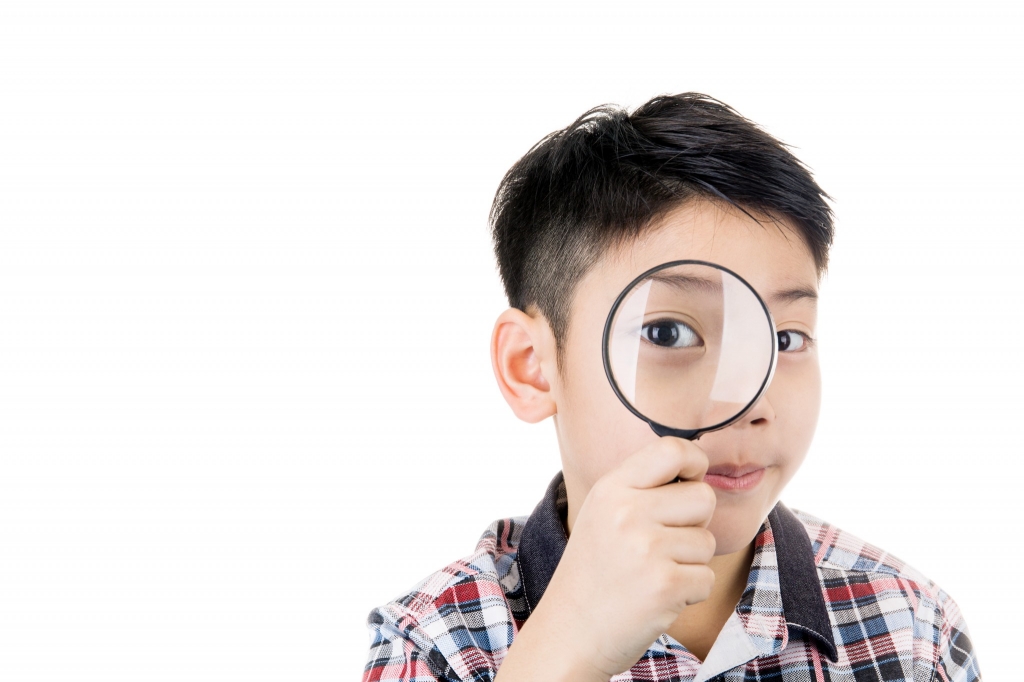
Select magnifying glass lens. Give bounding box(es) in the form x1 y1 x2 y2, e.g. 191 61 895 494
605 262 776 436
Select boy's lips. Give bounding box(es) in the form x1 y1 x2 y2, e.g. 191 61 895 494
704 464 766 491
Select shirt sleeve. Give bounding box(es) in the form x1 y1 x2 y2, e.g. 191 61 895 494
360 527 520 682
933 591 982 682
361 605 458 682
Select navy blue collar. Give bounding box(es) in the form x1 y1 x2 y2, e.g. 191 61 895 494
515 470 838 661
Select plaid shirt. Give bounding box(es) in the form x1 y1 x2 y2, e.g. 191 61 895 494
362 471 981 682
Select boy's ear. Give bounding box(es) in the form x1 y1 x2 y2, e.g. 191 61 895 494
490 307 557 423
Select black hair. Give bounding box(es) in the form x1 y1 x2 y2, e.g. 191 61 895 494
490 92 834 364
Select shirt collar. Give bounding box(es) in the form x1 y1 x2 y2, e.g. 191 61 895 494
515 470 838 662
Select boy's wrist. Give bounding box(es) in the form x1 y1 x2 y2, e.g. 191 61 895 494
495 608 612 682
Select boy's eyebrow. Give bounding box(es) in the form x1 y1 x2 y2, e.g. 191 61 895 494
650 273 722 294
768 286 818 305
650 274 817 306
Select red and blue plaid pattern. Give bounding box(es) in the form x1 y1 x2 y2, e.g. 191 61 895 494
362 478 980 682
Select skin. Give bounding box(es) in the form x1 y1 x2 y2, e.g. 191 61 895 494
490 199 821 681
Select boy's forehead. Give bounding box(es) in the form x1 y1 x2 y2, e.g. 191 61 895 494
599 201 819 300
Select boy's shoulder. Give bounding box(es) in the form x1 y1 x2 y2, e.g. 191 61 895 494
792 507 946 590
362 516 530 681
789 507 975 664
375 515 529 621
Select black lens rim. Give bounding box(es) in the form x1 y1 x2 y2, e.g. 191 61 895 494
601 259 779 440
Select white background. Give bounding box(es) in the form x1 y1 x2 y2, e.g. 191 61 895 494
1 1 1020 680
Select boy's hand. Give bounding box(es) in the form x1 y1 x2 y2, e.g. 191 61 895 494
500 438 716 681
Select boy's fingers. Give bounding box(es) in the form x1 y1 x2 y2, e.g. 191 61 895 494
644 481 716 527
613 437 708 489
659 526 717 565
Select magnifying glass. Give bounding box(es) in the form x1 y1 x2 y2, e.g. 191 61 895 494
602 260 778 441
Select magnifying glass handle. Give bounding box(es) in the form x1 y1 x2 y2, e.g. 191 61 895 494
650 423 702 440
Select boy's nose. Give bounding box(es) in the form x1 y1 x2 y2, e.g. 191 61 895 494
741 394 775 427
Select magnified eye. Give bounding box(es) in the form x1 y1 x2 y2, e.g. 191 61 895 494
641 319 702 348
777 330 810 352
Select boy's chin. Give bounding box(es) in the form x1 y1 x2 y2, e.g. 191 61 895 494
707 505 773 556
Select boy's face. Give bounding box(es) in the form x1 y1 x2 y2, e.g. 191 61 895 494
551 200 821 555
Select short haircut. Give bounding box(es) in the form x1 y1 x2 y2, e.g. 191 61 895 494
489 92 834 365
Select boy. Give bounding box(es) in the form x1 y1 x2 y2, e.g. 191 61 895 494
361 93 981 682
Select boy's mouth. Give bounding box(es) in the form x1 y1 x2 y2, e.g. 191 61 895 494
704 465 766 491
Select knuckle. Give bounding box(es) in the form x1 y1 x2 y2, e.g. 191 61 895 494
636 533 659 562
692 450 710 476
700 565 716 590
608 495 639 533
687 566 716 604
681 482 716 516
664 436 687 452
609 505 630 533
589 475 612 499
652 562 680 599
702 528 717 555
695 528 716 559
650 558 669 582
697 482 717 510
656 437 686 463
652 530 673 558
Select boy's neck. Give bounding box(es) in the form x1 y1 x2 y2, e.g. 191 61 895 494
665 539 756 663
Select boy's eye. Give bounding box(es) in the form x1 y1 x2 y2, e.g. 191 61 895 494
641 320 703 348
777 330 811 352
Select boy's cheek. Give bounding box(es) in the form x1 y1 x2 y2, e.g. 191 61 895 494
770 349 822 428
559 402 661 491
555 335 665 490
